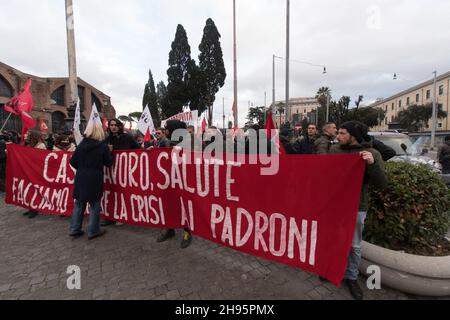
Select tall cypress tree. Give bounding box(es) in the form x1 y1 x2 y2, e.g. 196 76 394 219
142 69 161 126
166 24 194 117
157 81 169 121
199 18 226 125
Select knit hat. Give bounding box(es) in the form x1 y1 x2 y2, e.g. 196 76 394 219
340 121 368 144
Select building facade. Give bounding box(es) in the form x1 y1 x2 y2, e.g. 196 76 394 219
370 71 450 132
271 97 321 128
0 61 116 134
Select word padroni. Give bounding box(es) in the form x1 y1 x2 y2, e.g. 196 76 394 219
5 144 366 286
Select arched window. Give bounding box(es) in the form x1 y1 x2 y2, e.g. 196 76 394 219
77 86 85 112
52 111 66 132
91 93 103 112
0 74 13 98
51 86 65 106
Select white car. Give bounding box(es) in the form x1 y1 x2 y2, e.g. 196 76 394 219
369 132 442 174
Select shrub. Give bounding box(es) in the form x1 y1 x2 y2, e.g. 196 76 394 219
365 161 450 250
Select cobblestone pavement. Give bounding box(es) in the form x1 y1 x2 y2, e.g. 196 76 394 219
0 193 448 301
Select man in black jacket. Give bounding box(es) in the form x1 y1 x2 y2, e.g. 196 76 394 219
101 119 140 226
105 119 140 151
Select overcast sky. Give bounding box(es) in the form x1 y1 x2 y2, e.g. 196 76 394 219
1 0 449 127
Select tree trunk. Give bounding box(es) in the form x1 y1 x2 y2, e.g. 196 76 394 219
208 105 214 127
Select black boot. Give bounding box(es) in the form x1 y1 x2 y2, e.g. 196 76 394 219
345 279 364 300
180 231 193 249
157 229 175 243
28 211 39 219
100 220 116 227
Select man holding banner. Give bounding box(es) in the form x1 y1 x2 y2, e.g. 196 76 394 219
330 121 388 300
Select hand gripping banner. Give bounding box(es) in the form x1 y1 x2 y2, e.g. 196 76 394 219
5 144 365 286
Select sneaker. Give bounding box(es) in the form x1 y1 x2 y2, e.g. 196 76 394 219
345 279 364 300
157 229 175 243
319 276 330 283
180 231 193 249
70 231 85 239
28 211 39 219
100 220 116 227
88 230 107 241
23 210 31 216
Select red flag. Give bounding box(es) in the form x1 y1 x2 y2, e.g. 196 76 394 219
265 111 285 155
4 79 34 115
102 118 108 131
39 118 48 133
20 112 37 144
201 117 207 133
144 127 152 143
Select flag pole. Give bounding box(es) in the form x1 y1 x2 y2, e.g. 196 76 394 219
233 0 238 128
65 0 79 109
0 113 13 133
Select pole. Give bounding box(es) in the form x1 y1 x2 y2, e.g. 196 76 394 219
285 0 290 127
65 0 78 108
272 55 276 114
431 71 438 150
326 94 330 123
222 97 225 130
233 0 239 128
0 113 13 133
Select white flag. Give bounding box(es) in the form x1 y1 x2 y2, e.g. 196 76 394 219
84 103 103 137
73 97 83 145
137 106 156 136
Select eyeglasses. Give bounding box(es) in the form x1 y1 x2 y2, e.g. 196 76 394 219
156 132 162 135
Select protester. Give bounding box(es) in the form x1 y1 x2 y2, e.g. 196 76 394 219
314 122 337 154
438 135 450 174
152 127 170 148
105 119 140 151
102 119 140 226
0 134 9 192
294 124 318 154
54 134 76 152
329 121 388 300
23 131 47 219
279 129 296 154
156 120 193 249
69 121 113 240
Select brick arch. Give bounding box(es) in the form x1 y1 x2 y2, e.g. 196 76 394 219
0 73 13 98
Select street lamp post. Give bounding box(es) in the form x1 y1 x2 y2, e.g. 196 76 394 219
285 0 290 126
431 70 438 150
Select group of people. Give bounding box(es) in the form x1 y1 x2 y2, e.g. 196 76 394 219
2 116 399 300
68 117 392 300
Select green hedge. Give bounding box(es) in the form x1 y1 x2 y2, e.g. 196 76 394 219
365 161 450 249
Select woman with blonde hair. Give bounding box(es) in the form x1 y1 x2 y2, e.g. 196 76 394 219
69 123 113 240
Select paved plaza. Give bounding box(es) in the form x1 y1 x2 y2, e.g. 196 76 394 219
0 193 448 301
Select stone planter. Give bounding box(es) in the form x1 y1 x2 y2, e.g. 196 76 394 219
359 241 450 297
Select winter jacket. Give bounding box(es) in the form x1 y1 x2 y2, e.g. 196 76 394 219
330 142 388 212
70 138 113 203
105 133 139 151
438 141 450 173
294 136 317 154
372 138 397 162
314 134 334 154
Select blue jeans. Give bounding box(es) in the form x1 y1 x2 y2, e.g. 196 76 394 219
70 200 102 237
344 211 367 281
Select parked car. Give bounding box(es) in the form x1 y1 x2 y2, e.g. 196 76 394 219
369 132 442 174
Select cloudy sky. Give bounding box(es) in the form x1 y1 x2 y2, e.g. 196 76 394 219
1 0 449 126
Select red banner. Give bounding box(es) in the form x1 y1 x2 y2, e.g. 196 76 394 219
5 144 365 286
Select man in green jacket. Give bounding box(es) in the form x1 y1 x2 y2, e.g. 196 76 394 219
330 121 388 300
